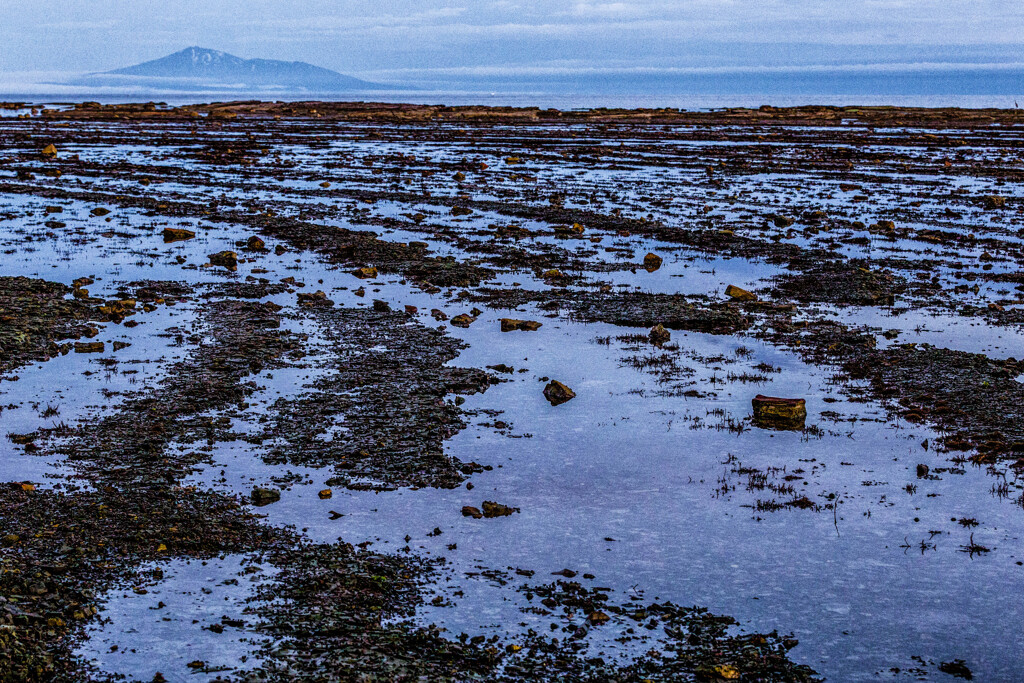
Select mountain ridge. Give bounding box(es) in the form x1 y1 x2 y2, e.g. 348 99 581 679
67 46 396 92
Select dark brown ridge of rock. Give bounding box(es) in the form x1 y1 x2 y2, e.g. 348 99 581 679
0 276 111 376
261 304 497 491
774 262 906 306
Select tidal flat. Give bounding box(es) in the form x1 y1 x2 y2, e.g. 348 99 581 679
2 101 1024 681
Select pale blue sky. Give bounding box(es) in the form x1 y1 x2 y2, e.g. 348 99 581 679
3 0 1023 80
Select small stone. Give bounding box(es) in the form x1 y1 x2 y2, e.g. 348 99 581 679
318 489 333 499
352 266 378 279
450 313 476 327
251 487 281 506
938 660 973 680
649 324 671 344
487 364 515 374
246 236 266 250
162 228 195 242
41 144 58 157
208 251 238 271
543 380 576 406
297 291 332 307
554 222 585 236
74 341 105 353
751 395 807 429
984 195 1006 210
461 506 483 519
643 252 663 272
725 284 757 302
587 611 610 625
700 664 741 680
500 318 542 332
482 501 519 518
90 207 111 217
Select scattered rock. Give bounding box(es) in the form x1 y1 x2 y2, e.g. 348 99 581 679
162 228 196 243
555 222 585 237
208 251 239 271
353 266 378 279
939 660 973 680
751 395 807 430
543 380 576 406
649 324 671 344
696 664 741 680
251 487 281 506
297 291 333 307
500 318 542 332
450 313 476 328
487 364 515 374
461 506 483 519
73 342 104 353
983 195 1006 210
246 236 266 251
643 252 663 272
482 501 519 518
725 285 757 302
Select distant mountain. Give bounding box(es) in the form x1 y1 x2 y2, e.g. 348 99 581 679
65 47 397 93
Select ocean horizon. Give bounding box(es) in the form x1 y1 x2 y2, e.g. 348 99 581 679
3 61 1024 111
2 91 1023 111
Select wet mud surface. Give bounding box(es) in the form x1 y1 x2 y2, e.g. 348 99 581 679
2 102 1024 681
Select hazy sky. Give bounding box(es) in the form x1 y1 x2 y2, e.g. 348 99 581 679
2 1 1024 85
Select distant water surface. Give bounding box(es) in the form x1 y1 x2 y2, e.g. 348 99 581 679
2 91 1022 111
